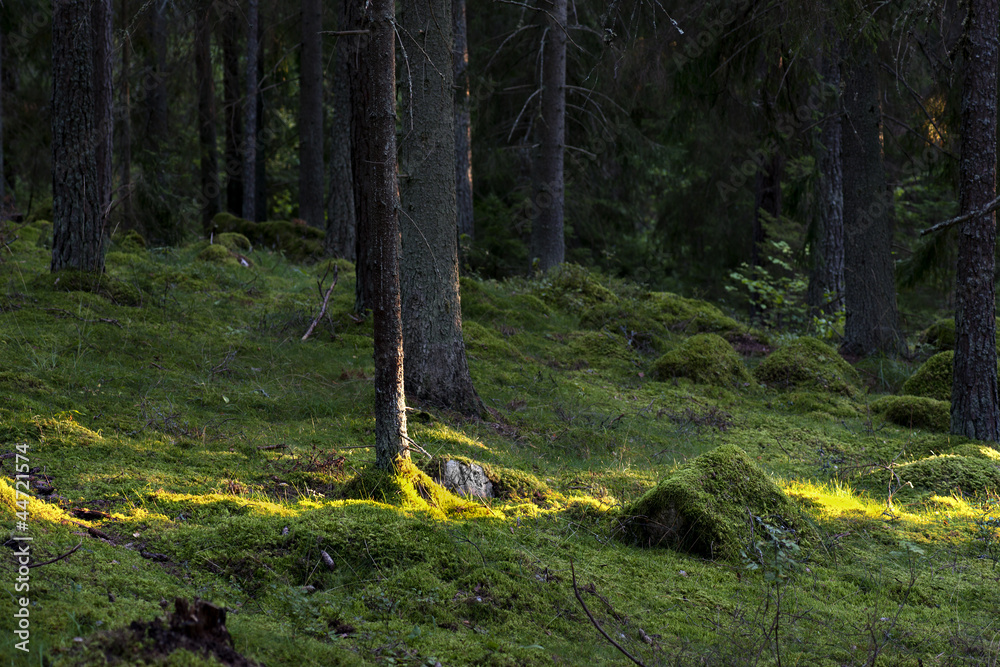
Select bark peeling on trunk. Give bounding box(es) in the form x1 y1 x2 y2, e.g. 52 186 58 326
952 0 1000 441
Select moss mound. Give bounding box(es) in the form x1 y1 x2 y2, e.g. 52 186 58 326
650 333 751 387
342 459 492 520
870 395 951 432
617 444 815 560
754 337 859 395
921 319 956 351
196 243 238 264
944 444 1000 461
215 232 252 253
111 229 147 254
43 269 143 306
903 351 954 401
647 292 741 335
560 330 639 371
892 455 1000 495
210 212 323 262
535 263 618 310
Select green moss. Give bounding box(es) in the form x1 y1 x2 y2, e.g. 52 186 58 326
754 337 859 395
215 231 253 253
921 319 956 351
890 454 1000 495
342 459 492 520
780 391 858 419
196 243 237 264
944 443 1000 461
903 351 954 401
561 330 639 371
650 333 751 387
111 229 147 254
618 445 816 560
534 263 618 310
42 269 143 306
0 371 51 393
870 395 951 432
210 212 323 262
646 292 741 335
421 455 552 502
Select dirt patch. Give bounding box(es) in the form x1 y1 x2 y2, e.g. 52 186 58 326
726 333 771 357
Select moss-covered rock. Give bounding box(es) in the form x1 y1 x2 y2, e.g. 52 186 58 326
342 459 491 519
753 337 859 395
649 333 751 387
647 292 741 335
891 454 1000 495
780 391 858 419
920 319 956 351
210 212 323 262
196 243 237 264
422 455 552 502
215 232 252 253
617 444 816 560
870 395 950 432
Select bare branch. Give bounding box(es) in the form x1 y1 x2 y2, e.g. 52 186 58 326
920 194 1000 237
571 562 648 667
301 264 339 342
28 542 83 569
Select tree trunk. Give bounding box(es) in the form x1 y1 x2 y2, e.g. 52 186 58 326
325 0 356 260
52 0 103 273
751 153 782 270
148 0 168 146
222 2 243 217
242 0 259 222
807 42 844 315
0 28 5 208
400 0 483 418
453 0 474 247
120 0 135 230
196 1 220 235
299 0 324 228
840 44 906 357
348 0 375 312
530 0 567 273
952 0 1000 441
92 0 112 238
362 0 409 471
254 33 266 221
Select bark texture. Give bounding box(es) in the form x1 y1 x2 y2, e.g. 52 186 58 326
348 0 374 311
196 1 220 234
325 0 356 260
807 42 844 315
400 0 483 418
222 2 243 217
120 0 135 229
952 0 1000 441
530 0 567 272
1 29 5 206
242 0 259 222
299 0 324 228
52 0 103 273
840 44 906 357
364 0 409 470
453 0 474 246
92 0 112 237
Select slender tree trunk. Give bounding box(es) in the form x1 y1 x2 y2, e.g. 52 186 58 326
196 1 219 235
361 0 408 471
530 0 567 272
808 41 844 315
92 0 112 237
348 0 375 311
148 0 168 145
453 0 474 247
299 0 324 228
840 44 906 357
751 153 782 270
243 0 259 222
400 0 483 417
254 31 266 221
120 0 135 230
952 0 1000 441
325 0 356 260
52 0 103 273
0 28 5 208
222 3 243 217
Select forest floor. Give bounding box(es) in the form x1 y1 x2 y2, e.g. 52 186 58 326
1 218 999 666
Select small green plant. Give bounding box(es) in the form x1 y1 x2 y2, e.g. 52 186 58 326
974 497 1000 569
742 515 801 581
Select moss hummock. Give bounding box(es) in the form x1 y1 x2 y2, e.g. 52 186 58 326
650 333 751 387
753 337 859 395
210 212 323 262
870 395 951 432
902 350 1000 403
647 291 741 335
889 455 1000 495
617 444 816 560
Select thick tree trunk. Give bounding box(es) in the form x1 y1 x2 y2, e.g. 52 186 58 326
348 0 375 312
840 44 906 357
120 0 135 229
299 0 324 228
362 0 409 471
222 3 243 217
453 0 474 247
952 0 1000 441
808 43 844 315
400 0 483 418
52 0 103 273
325 0 356 260
92 0 112 237
530 0 567 273
242 0 259 222
196 1 220 235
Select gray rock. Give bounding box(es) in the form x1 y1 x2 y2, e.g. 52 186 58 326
440 460 494 498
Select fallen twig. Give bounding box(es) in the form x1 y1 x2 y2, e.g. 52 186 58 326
302 264 339 342
28 541 82 568
41 307 122 328
257 444 288 451
571 562 647 667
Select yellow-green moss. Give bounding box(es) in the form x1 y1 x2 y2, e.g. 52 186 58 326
618 444 817 560
342 459 493 520
647 292 741 335
754 337 859 395
944 443 1000 461
780 391 858 419
559 330 639 371
870 395 951 432
889 454 1000 495
215 231 252 253
650 333 751 387
196 243 237 264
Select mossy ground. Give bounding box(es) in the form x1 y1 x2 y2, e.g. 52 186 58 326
1 225 999 665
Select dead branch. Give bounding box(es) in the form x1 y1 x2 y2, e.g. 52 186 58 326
28 541 82 568
257 444 288 451
302 264 339 342
40 307 122 328
920 193 1000 236
570 562 647 667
